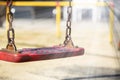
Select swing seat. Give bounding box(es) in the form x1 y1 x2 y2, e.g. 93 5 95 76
0 46 84 62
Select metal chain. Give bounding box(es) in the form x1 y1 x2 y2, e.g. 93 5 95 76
63 0 74 48
6 0 17 51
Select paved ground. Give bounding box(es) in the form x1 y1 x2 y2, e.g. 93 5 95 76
0 19 120 80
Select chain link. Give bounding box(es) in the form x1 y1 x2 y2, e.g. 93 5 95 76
6 0 17 51
63 0 74 47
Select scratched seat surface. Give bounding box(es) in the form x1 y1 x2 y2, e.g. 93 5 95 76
0 46 84 62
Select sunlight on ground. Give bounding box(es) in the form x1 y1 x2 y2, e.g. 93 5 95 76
0 29 65 49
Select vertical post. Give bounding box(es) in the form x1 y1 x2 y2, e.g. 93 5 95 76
6 4 9 30
109 2 114 43
56 1 61 38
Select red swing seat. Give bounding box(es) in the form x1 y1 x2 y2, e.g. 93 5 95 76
0 46 84 62
0 0 84 63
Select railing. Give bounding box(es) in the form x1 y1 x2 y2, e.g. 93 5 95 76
0 1 106 6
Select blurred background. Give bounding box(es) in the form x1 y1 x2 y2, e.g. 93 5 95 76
0 0 120 80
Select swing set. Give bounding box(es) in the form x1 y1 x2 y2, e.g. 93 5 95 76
0 0 84 62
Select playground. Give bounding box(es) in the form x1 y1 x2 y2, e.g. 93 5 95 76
0 19 120 80
0 0 120 80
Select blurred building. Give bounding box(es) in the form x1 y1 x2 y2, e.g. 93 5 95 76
63 0 109 22
14 7 55 19
0 0 113 27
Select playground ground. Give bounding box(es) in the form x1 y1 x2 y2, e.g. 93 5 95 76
0 19 120 80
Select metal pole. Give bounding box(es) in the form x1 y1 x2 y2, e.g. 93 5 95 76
56 1 61 38
109 3 114 43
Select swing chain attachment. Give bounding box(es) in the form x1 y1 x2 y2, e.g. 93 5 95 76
63 0 74 48
6 0 17 52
